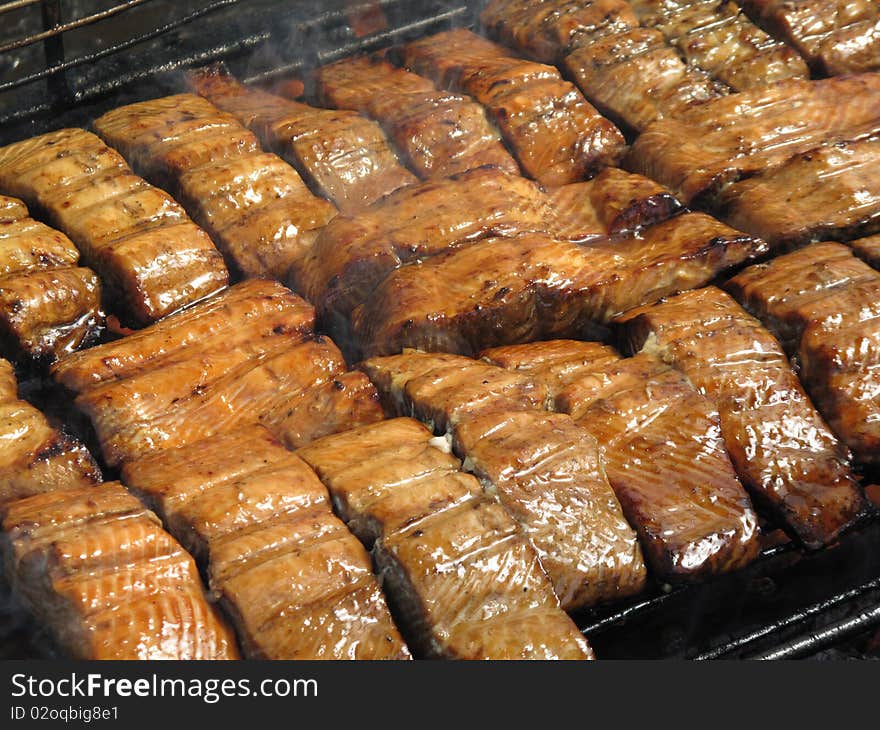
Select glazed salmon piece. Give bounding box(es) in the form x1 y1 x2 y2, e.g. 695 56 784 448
298 419 592 658
622 286 864 548
188 65 416 213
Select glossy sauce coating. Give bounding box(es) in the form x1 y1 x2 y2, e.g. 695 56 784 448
0 195 103 360
0 359 100 506
481 0 639 63
94 94 337 280
188 66 416 214
739 0 880 75
628 0 808 90
627 74 880 204
720 137 880 247
727 243 880 464
315 54 519 181
122 426 409 660
0 129 228 324
2 481 239 659
298 418 593 658
622 286 864 548
354 211 765 357
401 28 625 185
360 350 646 610
485 341 761 579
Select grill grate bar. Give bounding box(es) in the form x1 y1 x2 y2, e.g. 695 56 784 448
0 0 244 95
693 577 880 659
0 0 155 55
0 0 40 16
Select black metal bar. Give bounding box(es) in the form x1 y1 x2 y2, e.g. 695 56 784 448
0 0 245 96
39 0 69 105
2 0 154 55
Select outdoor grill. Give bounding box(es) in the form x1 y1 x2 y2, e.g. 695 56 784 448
0 0 879 661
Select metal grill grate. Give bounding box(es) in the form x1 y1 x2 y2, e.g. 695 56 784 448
0 0 476 134
0 0 879 660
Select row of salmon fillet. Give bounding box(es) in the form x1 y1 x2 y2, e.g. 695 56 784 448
0 255 875 659
0 2 878 659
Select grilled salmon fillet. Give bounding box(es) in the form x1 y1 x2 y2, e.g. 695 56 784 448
122 426 409 660
627 74 880 204
354 214 765 357
0 359 101 506
622 286 864 548
484 341 761 579
0 195 102 362
400 28 625 185
739 0 880 75
628 0 808 90
360 350 646 610
300 166 685 341
315 54 519 180
1 482 238 659
94 93 337 279
719 137 880 248
298 418 593 658
0 128 228 324
52 279 314 393
727 243 880 464
850 234 880 269
187 66 416 213
481 0 639 63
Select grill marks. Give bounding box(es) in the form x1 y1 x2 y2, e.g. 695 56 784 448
727 243 880 464
298 418 593 658
0 195 103 362
482 341 761 580
622 287 864 548
187 67 416 214
359 350 646 610
353 212 764 358
400 28 625 185
121 427 409 660
627 0 808 90
94 94 337 281
0 129 228 325
626 74 880 205
719 137 880 248
2 482 239 659
315 54 519 181
738 0 880 75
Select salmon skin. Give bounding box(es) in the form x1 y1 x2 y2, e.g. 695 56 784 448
621 286 865 548
122 425 409 660
298 418 594 658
